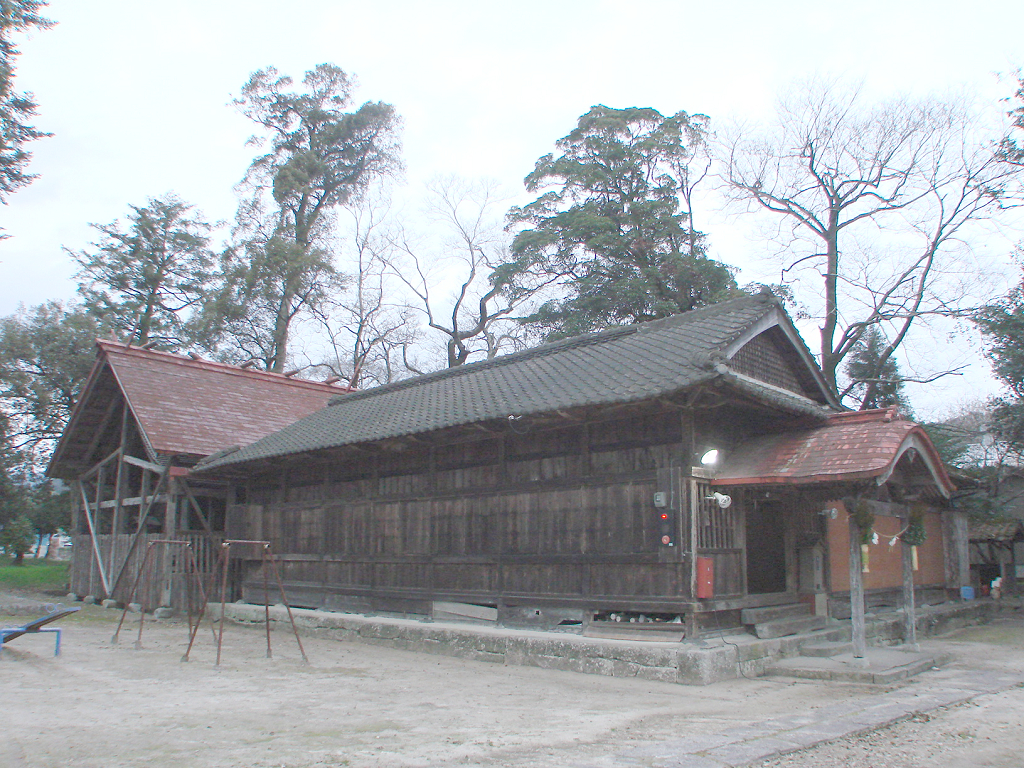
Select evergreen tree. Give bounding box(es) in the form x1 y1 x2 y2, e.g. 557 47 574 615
503 106 736 340
0 0 51 203
70 195 216 348
223 64 402 371
843 326 913 414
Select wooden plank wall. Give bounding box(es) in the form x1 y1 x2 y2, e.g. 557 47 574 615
231 406 711 611
70 532 222 611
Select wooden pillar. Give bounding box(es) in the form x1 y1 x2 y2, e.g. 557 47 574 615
161 478 179 607
848 516 868 662
902 540 919 650
164 477 178 535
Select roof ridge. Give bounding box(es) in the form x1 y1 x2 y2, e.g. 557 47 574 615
97 340 350 394
827 407 903 424
330 294 775 406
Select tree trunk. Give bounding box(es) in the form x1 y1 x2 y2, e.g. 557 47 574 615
819 217 841 391
270 287 294 373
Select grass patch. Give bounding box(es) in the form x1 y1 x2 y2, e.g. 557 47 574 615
0 557 70 593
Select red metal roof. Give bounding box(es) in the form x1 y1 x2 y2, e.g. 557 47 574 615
711 408 956 496
99 340 349 459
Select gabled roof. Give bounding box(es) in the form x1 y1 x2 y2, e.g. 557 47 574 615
48 341 350 476
199 294 839 472
712 408 956 498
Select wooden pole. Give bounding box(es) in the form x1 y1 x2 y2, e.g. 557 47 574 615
902 540 919 651
78 482 112 596
162 480 179 607
848 515 868 663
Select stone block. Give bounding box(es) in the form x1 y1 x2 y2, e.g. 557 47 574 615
675 645 736 685
754 615 827 639
101 599 119 609
741 603 809 624
153 607 174 619
800 640 852 657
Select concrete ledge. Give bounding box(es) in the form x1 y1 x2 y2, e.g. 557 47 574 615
214 598 998 687
217 603 740 685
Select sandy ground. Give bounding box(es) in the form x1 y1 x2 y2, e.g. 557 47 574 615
755 621 1024 768
2 594 1023 768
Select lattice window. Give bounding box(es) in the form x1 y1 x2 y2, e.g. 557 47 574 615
730 332 803 393
695 480 739 549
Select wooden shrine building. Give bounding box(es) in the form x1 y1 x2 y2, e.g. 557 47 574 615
47 341 350 607
191 294 967 634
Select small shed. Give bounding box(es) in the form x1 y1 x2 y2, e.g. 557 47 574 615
47 341 350 607
969 519 1024 596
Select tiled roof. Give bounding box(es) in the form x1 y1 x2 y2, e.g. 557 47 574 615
712 408 956 496
199 294 835 472
51 341 350 471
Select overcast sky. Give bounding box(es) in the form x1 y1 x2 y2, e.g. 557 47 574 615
2 0 1023 417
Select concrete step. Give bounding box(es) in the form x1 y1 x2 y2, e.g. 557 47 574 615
583 624 685 642
800 640 852 657
741 603 810 625
764 649 948 684
753 615 828 639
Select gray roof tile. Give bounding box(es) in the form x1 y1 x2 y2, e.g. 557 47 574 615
199 294 825 471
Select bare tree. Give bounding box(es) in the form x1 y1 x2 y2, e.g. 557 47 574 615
721 80 1021 406
307 197 418 388
388 177 538 368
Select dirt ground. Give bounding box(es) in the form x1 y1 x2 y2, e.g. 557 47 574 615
2 594 1023 768
755 621 1024 768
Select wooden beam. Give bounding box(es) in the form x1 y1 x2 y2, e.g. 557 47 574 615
77 482 112 596
81 446 123 481
122 454 165 474
82 393 123 467
109 402 130 567
181 483 215 536
849 515 868 663
902 541 919 650
108 467 170 595
98 494 167 509
843 497 908 519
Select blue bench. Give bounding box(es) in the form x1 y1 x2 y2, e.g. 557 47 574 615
1 606 81 657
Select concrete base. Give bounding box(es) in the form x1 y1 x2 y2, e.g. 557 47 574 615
215 598 995 687
765 647 950 684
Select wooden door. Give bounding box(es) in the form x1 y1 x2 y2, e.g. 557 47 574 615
746 499 786 594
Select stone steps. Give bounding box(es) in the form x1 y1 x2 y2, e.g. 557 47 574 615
764 650 946 685
752 614 828 639
799 640 852 657
740 603 810 625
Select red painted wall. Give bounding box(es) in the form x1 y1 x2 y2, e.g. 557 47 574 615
827 502 946 592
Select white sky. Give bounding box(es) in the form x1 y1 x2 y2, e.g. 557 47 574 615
1 0 1023 418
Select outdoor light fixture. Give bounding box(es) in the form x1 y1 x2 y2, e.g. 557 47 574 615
700 449 719 466
705 492 733 509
